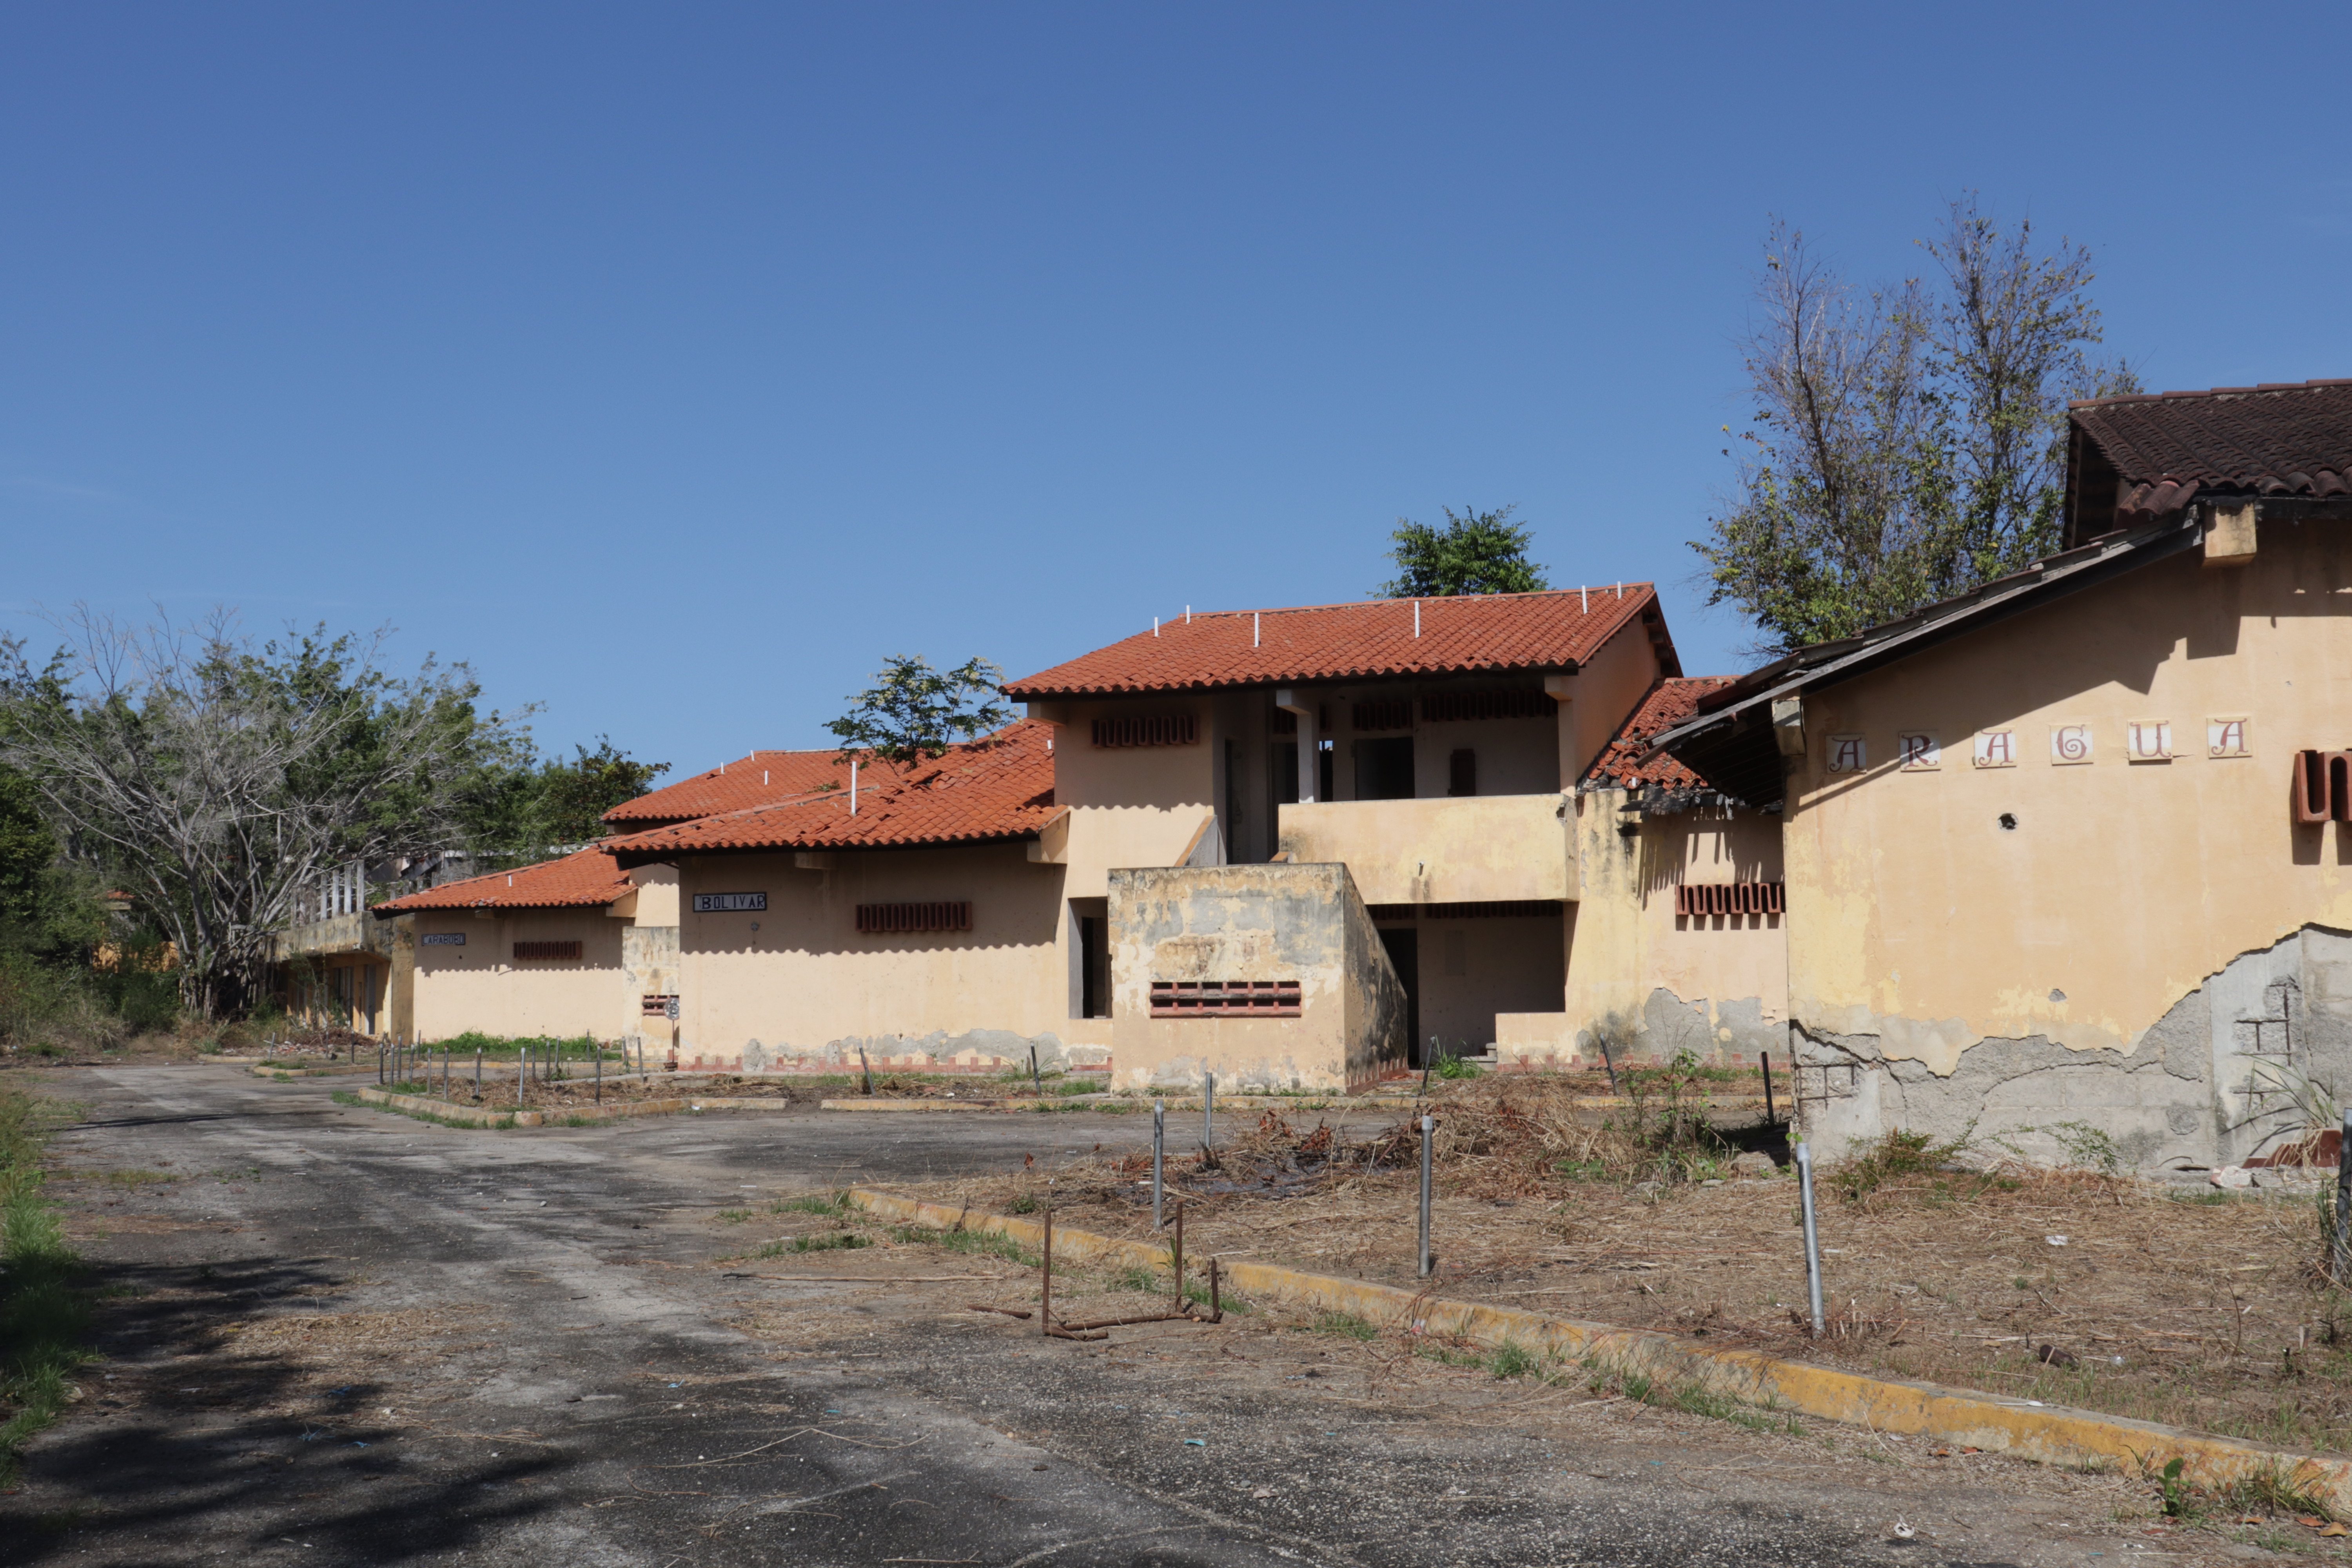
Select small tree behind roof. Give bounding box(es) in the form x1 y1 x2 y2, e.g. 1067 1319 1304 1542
1379 505 1550 597
827 655 1013 769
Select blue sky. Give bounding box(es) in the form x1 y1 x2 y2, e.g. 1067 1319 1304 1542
4 3 2347 779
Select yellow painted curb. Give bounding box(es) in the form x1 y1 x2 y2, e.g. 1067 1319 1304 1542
847 1188 2352 1514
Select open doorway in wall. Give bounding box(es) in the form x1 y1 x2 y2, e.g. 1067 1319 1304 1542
1072 898 1112 1019
1356 738 1414 800
1378 927 1421 1067
1269 742 1337 808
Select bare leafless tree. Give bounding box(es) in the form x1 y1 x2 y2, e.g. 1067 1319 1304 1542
0 608 522 1017
1697 197 2137 652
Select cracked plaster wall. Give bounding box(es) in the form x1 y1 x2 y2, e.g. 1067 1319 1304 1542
1797 925 2352 1168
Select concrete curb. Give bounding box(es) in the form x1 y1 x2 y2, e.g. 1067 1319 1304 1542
846 1188 2352 1514
344 1086 810 1127
247 1062 373 1079
821 1098 1008 1112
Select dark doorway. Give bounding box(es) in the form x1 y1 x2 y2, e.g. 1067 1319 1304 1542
1079 915 1111 1018
1378 926 1421 1067
1356 738 1414 800
1272 741 1337 808
1448 748 1477 797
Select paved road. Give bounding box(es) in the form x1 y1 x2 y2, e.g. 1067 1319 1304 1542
0 1066 2196 1566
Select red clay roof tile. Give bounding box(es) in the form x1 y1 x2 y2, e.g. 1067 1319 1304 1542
372 847 638 914
1002 587 1672 700
2072 378 2352 521
603 749 846 826
603 721 1057 864
1582 678 1738 792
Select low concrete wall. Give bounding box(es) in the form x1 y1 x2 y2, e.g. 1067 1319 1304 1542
1107 862 1406 1093
1277 793 1574 905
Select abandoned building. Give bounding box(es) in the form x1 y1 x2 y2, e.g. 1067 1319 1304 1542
1656 377 2352 1169
368 848 681 1045
585 586 1702 1091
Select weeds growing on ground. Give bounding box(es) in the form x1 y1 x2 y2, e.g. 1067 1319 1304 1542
1306 1310 1380 1341
891 1224 1038 1268
0 1082 90 1484
775 1192 851 1217
748 1233 872 1258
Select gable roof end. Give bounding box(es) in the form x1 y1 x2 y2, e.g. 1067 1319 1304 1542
2067 378 2352 545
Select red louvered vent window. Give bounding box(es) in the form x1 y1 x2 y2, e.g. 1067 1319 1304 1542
1421 689 1553 723
1673 882 1786 918
857 901 973 935
1151 980 1303 1018
1091 714 1198 748
513 940 583 961
1351 698 1414 732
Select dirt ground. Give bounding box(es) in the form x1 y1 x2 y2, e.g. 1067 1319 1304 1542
884 1077 2352 1463
11 1063 2329 1566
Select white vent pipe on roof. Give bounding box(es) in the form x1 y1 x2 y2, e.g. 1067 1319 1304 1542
1254 612 1260 648
1185 605 1191 622
1154 616 1160 637
1581 586 1588 612
1413 600 1420 637
850 758 859 816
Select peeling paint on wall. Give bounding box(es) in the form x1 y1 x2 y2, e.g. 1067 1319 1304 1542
1794 924 2352 1169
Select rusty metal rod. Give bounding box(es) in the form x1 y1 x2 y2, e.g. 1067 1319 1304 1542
1171 1201 1185 1312
1042 1205 1053 1338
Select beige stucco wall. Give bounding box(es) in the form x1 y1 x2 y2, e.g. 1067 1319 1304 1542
1278 794 1574 905
1108 862 1407 1091
671 844 1112 1073
1526 793 1787 1068
1782 514 2352 1165
410 907 632 1043
1552 612 1669 786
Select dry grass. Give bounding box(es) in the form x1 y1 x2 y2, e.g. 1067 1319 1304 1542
886 1075 2352 1458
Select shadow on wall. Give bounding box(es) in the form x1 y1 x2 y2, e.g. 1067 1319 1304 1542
1634 808 1774 906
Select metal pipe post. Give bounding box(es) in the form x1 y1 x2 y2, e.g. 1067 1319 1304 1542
1152 1100 1165 1230
1417 1114 1435 1278
1203 1071 1214 1151
475 1046 482 1098
2335 1108 2352 1284
1797 1140 1825 1336
519 1045 528 1108
1041 1206 1053 1337
1760 1051 1777 1125
596 1048 603 1105
1030 1045 1041 1096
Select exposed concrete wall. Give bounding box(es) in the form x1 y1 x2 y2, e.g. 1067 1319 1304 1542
1276 793 1574 905
620 922 677 1047
410 907 632 1043
1508 792 1786 1069
1782 517 2352 1164
1798 924 2352 1170
1107 862 1407 1091
671 844 1112 1073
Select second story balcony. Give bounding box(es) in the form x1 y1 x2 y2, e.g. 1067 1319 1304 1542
1275 793 1575 907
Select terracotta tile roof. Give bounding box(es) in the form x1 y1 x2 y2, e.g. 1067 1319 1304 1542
2071 378 2352 528
603 721 1058 864
1002 586 1675 700
603 749 846 827
372 847 637 914
1581 678 1737 793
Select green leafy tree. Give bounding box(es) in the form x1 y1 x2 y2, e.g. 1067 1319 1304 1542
0 611 530 1017
534 737 667 847
826 655 1013 769
1695 196 2138 653
1379 505 1550 597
